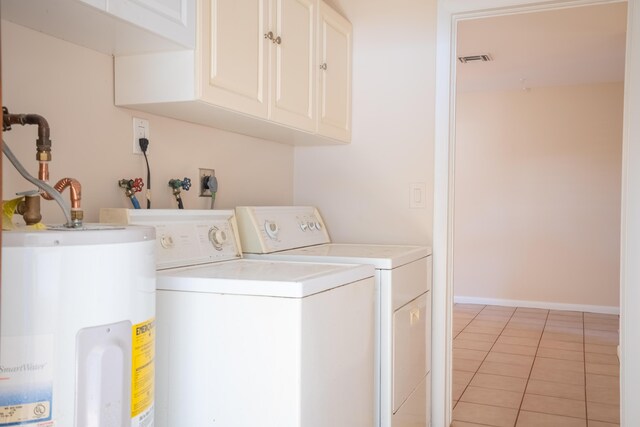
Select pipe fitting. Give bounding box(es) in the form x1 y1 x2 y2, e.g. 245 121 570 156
71 209 84 226
2 107 53 161
16 194 42 226
37 152 52 162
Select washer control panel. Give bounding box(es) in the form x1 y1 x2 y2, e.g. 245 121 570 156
235 206 330 253
99 208 242 269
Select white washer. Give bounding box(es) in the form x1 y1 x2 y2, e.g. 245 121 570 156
99 208 376 427
235 206 432 427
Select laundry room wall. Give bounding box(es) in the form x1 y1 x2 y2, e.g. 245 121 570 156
293 0 437 245
1 20 294 225
453 83 623 309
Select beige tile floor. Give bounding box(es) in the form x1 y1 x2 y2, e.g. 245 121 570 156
451 304 620 427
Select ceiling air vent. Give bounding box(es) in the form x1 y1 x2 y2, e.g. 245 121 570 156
458 54 493 63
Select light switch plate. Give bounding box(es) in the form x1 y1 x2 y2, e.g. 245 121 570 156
410 183 427 209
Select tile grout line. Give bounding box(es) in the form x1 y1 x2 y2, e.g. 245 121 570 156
452 303 485 340
453 305 519 419
453 307 621 426
512 307 551 427
452 304 486 410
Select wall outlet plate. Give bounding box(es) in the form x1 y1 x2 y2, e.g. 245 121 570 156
199 168 215 197
133 117 149 155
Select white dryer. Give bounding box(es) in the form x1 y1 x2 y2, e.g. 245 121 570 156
235 206 432 427
99 209 376 427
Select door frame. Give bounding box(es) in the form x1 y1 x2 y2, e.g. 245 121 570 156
432 0 637 425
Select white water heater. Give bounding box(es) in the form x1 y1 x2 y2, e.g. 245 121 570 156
0 226 156 427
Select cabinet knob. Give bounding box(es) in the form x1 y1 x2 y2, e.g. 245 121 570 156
264 31 274 40
320 63 328 70
274 36 282 45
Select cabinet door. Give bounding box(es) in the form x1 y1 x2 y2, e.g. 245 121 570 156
201 0 270 118
106 0 196 48
317 1 352 142
269 0 316 131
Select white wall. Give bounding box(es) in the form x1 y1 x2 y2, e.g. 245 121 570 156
293 0 437 245
1 20 294 225
453 83 623 308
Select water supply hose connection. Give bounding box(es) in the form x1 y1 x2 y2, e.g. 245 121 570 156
168 178 191 210
119 178 144 209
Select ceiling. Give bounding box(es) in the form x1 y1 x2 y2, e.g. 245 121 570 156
456 2 628 92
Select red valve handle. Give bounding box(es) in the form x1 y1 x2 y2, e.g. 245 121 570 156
131 178 144 193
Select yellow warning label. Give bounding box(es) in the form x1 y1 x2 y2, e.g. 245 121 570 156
131 318 155 418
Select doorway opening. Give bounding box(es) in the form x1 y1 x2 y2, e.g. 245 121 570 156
431 1 637 426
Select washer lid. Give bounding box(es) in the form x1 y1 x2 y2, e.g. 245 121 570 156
246 243 432 270
157 259 374 298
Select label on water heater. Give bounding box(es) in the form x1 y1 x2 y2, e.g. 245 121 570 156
131 318 155 427
0 335 54 426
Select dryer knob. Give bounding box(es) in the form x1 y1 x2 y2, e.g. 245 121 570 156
160 235 174 249
300 222 309 232
264 221 279 239
308 221 316 231
314 221 322 230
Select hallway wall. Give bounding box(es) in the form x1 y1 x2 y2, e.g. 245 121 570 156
454 83 623 309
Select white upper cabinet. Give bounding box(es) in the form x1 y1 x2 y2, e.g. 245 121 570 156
115 0 351 145
98 0 195 49
202 0 315 132
317 1 352 142
0 0 196 54
201 0 270 117
269 0 316 132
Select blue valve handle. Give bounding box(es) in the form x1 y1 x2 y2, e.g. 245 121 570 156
168 177 191 191
181 177 192 191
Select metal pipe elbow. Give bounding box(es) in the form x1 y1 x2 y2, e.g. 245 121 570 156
42 178 83 225
2 109 52 160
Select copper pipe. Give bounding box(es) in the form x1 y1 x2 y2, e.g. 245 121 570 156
38 161 49 182
42 178 81 209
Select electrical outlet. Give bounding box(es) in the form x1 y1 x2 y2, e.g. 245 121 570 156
199 168 215 197
132 117 149 154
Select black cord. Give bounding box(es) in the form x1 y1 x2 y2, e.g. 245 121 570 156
139 138 151 209
177 196 184 210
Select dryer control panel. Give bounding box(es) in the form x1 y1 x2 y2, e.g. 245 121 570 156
99 208 242 269
235 206 330 253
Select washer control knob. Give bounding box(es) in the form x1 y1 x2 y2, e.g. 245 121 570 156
314 221 322 230
308 221 316 231
209 227 228 246
160 235 174 249
300 222 309 232
265 221 279 239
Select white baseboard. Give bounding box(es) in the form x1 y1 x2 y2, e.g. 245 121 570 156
454 296 620 315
